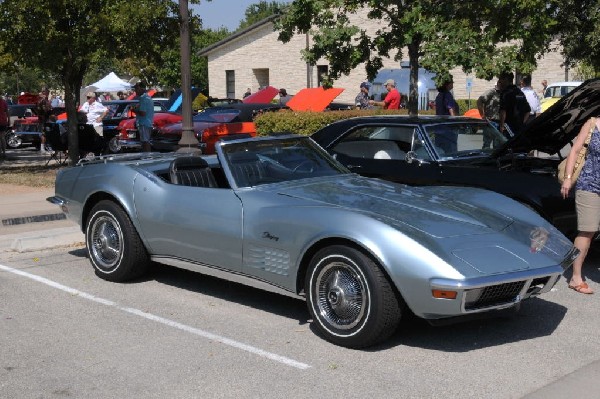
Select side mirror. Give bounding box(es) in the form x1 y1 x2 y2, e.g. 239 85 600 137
406 151 429 165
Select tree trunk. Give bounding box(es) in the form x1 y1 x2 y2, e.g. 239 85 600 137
407 41 420 117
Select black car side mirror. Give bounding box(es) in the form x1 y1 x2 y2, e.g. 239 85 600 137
406 151 429 165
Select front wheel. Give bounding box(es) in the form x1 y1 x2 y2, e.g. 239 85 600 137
86 200 149 282
306 245 402 348
6 132 21 148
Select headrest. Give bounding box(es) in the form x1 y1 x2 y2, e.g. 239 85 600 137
170 156 209 172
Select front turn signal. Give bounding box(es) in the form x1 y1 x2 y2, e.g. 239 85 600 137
432 289 457 299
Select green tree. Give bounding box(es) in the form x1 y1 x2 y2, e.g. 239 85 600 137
0 0 197 163
276 0 562 115
237 1 286 31
556 0 600 75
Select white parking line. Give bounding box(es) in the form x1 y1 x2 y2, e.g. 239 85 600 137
1 264 311 370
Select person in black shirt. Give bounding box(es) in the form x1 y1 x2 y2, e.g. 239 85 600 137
498 72 530 135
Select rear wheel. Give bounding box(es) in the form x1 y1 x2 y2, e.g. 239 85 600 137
305 245 402 348
108 136 122 153
86 200 149 282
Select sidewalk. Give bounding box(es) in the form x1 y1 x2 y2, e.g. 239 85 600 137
0 148 83 252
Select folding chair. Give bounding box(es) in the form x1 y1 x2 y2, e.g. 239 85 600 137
43 123 69 165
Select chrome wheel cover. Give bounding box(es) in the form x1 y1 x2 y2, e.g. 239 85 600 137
108 137 121 153
90 214 123 270
7 133 21 148
314 260 367 330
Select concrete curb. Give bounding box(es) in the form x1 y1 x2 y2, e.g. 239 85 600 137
0 226 84 253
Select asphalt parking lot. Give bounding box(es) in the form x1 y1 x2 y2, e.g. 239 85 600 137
1 245 599 398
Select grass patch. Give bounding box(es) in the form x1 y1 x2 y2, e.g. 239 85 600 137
0 164 60 188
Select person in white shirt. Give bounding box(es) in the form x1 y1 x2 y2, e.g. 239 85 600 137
520 75 540 124
80 92 108 135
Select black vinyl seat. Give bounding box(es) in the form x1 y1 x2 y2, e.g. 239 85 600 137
77 123 105 157
169 156 217 188
228 152 267 187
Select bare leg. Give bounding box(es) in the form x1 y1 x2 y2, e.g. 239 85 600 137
569 231 595 292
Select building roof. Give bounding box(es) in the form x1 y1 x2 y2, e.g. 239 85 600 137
197 15 279 56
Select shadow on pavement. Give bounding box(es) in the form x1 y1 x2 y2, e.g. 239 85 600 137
379 297 567 352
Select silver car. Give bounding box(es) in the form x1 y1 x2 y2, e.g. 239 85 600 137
48 135 577 348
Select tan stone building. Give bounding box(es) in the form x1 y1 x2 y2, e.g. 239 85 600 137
199 11 575 107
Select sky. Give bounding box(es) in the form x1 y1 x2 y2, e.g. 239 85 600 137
190 0 292 31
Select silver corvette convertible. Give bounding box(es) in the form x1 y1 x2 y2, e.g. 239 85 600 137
48 135 577 348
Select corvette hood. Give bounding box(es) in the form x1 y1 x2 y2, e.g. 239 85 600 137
493 78 600 156
276 176 513 237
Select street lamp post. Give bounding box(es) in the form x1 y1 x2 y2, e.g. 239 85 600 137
177 0 198 152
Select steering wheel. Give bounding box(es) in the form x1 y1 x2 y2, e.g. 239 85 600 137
292 160 314 173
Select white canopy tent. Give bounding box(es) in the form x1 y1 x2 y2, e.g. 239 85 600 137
80 72 132 103
89 72 132 92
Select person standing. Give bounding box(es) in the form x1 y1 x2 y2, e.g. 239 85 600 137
355 81 372 109
498 72 530 135
433 77 459 153
560 116 600 295
80 92 108 135
369 79 401 109
477 80 503 121
477 78 505 149
540 79 548 98
36 87 53 154
131 82 154 153
0 94 9 158
278 88 292 106
50 92 61 108
435 78 459 116
243 88 252 98
520 75 540 124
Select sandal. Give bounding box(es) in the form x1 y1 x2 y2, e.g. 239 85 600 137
568 282 594 295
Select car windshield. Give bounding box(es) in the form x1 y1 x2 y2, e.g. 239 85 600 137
104 103 129 119
544 85 580 98
423 121 508 159
221 136 350 188
193 108 241 123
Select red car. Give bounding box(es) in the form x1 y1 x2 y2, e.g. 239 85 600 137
150 103 284 153
9 105 65 149
112 111 182 153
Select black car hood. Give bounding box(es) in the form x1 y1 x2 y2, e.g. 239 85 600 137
493 78 600 157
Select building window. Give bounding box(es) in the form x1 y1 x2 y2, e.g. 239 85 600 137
226 70 235 98
317 65 328 87
253 68 270 90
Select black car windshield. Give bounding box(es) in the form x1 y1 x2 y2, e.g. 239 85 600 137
193 108 241 123
423 121 508 159
221 136 350 187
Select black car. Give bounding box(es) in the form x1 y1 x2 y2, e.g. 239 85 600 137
312 78 600 236
101 100 167 143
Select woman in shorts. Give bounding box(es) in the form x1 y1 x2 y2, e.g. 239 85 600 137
560 116 600 294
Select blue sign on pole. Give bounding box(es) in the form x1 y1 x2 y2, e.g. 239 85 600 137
466 77 473 94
